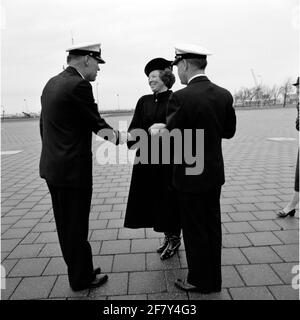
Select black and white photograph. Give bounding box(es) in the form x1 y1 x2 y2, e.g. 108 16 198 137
0 0 299 309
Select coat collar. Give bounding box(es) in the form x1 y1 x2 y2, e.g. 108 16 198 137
65 66 84 78
153 89 172 101
188 76 209 85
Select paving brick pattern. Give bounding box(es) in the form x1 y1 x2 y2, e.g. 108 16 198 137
1 109 299 300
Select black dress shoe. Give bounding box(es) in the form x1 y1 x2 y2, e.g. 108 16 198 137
89 274 108 289
277 209 296 218
71 274 108 292
175 279 221 294
93 267 101 276
174 279 199 292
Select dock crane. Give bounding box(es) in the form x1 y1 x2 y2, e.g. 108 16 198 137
250 69 261 100
22 112 31 118
251 69 259 86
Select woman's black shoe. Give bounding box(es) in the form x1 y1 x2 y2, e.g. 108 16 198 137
160 236 181 260
157 236 169 253
277 209 296 218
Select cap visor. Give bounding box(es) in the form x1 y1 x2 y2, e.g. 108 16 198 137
96 57 106 64
171 57 182 66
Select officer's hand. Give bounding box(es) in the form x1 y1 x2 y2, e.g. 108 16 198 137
148 123 166 136
110 131 117 145
127 132 135 141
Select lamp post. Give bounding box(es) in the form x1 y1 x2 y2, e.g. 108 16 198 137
117 94 119 110
1 105 4 119
24 99 28 112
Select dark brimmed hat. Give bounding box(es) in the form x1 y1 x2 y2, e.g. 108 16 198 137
144 58 173 77
292 77 299 87
66 42 105 64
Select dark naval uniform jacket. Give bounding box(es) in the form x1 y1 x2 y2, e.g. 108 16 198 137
39 66 114 187
166 76 236 192
166 75 236 291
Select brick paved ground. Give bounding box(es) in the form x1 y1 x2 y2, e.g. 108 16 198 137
1 107 299 300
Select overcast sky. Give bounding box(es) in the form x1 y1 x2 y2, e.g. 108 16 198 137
1 0 299 114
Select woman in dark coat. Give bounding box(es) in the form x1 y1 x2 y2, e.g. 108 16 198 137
124 58 181 260
277 76 299 217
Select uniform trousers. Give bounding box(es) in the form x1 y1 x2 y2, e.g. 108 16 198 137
47 183 94 291
178 187 222 292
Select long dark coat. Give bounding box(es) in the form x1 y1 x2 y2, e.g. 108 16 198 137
124 90 180 232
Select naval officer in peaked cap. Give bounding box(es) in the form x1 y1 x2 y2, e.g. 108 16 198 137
164 43 237 293
39 42 126 291
66 42 106 64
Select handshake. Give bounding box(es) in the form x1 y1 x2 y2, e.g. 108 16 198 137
148 123 167 136
117 131 132 145
110 130 136 145
109 123 167 145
